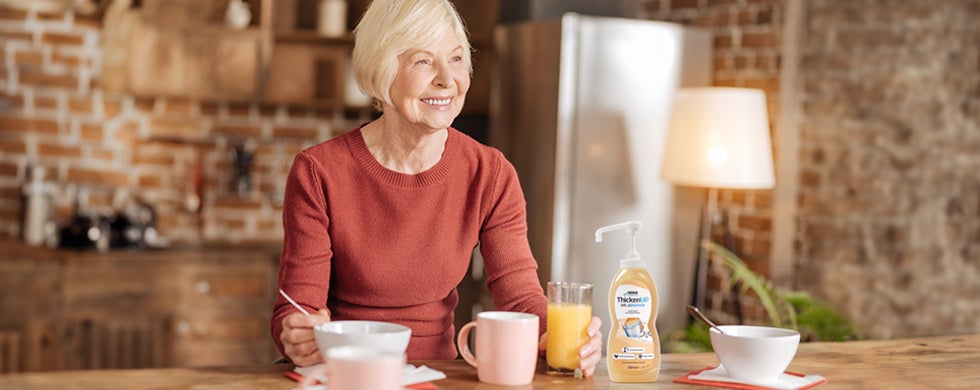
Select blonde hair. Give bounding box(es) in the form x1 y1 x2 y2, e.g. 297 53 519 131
352 0 472 108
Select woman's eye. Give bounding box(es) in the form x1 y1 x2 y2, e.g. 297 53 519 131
450 56 462 63
415 58 431 66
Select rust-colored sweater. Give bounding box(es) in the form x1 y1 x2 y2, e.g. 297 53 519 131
271 126 547 360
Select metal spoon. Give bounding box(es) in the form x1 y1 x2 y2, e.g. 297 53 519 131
687 305 726 335
279 288 310 316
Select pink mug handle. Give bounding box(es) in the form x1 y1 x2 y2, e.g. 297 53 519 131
456 320 478 367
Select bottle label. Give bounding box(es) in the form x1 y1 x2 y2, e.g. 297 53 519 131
611 283 655 370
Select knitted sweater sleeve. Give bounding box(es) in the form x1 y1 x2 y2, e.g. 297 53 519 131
479 153 549 334
270 152 334 355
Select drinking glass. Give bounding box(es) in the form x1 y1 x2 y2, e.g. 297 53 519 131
546 281 593 376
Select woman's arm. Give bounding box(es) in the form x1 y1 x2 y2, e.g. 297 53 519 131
272 153 334 359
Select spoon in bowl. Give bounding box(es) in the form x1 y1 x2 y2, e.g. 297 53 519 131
687 305 726 335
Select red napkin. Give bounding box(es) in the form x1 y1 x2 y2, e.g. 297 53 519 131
282 370 438 389
674 367 826 390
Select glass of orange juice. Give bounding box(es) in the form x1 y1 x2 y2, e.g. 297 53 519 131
546 281 593 376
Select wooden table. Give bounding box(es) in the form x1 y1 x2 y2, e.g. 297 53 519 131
1 334 977 389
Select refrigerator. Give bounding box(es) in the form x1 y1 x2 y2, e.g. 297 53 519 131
489 14 712 336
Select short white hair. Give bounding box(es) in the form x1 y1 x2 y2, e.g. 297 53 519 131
351 0 472 108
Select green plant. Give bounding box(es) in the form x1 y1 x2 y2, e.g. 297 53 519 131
664 240 861 352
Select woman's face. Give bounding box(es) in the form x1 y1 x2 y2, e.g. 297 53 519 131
387 26 470 132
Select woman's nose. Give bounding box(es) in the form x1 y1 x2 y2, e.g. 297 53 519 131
433 63 452 87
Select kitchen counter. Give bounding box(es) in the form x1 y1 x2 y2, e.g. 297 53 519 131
1 334 977 388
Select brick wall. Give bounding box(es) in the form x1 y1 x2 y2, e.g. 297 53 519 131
0 6 360 244
797 0 980 338
641 0 784 324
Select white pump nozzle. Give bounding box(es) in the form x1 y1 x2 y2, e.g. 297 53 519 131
595 221 644 268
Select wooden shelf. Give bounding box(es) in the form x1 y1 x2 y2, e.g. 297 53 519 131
274 30 353 45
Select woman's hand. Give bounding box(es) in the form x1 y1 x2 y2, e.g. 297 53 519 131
536 316 604 378
280 309 331 367
578 316 603 377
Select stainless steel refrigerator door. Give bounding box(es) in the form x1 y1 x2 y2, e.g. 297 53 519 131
553 15 711 336
491 14 710 338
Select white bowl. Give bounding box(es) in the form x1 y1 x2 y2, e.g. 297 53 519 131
710 325 801 383
314 321 412 357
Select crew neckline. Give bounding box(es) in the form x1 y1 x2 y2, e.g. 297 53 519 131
347 125 459 188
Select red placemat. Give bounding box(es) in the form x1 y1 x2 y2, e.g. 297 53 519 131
674 367 826 390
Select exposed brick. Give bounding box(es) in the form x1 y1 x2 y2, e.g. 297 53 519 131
0 30 33 43
736 10 755 25
226 102 251 117
40 32 85 46
0 161 17 176
836 28 905 49
69 96 93 115
670 0 702 10
111 121 140 144
256 104 277 118
215 216 248 230
733 54 749 70
0 7 28 20
74 13 102 28
214 197 263 210
274 126 318 139
257 219 278 231
737 214 771 230
148 118 209 141
742 30 776 47
34 95 59 110
0 116 60 134
51 52 84 68
133 97 155 114
14 50 45 68
213 124 263 138
89 147 115 162
716 29 738 46
18 70 79 89
742 77 780 93
200 102 222 116
138 174 163 188
0 93 24 110
79 123 103 141
161 98 198 116
37 142 82 158
103 97 123 118
66 167 129 187
0 139 27 154
133 151 176 166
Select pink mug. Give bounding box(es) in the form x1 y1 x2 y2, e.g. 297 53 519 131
456 311 539 385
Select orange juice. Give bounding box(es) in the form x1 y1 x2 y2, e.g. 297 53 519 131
546 303 592 371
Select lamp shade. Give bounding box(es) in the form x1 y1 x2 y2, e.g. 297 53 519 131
660 87 775 189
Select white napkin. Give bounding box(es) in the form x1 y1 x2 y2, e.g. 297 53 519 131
689 365 825 390
293 363 446 390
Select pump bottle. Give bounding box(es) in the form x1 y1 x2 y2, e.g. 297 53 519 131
595 221 660 382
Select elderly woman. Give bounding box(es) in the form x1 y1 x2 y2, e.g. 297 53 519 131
271 0 603 377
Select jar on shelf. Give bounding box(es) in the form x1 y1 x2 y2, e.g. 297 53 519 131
317 0 347 37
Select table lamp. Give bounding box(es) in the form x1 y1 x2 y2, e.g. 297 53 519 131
660 87 775 312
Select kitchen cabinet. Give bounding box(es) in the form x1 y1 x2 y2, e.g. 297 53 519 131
259 0 498 114
101 0 497 112
0 241 281 372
